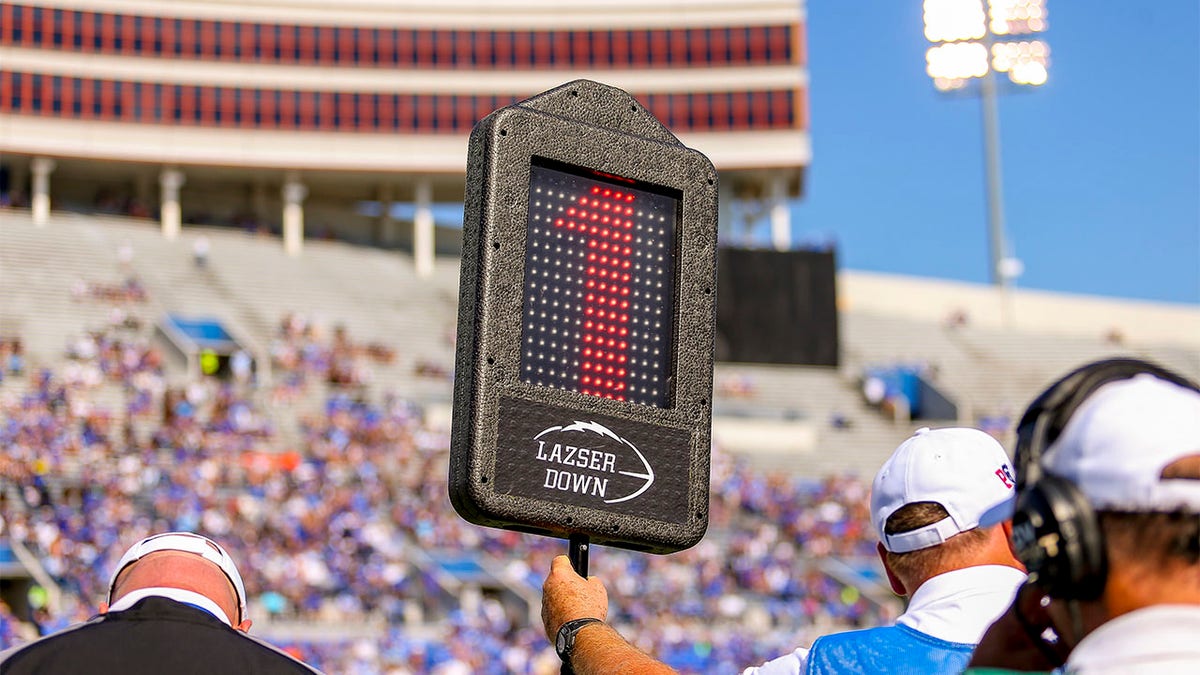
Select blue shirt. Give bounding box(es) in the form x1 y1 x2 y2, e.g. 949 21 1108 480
743 565 1026 675
804 623 974 674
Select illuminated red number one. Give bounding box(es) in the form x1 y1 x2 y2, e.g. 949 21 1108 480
555 186 636 401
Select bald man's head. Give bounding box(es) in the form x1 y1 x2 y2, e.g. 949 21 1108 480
105 533 250 632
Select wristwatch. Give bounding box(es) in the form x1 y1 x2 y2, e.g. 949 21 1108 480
555 617 604 663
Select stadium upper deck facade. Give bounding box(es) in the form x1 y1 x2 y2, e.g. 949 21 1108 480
0 0 810 267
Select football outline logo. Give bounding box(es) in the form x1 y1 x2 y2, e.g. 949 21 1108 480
534 420 655 503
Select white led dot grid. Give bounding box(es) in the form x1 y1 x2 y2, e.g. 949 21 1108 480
520 163 678 407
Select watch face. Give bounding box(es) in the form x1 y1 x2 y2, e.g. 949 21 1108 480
556 632 568 653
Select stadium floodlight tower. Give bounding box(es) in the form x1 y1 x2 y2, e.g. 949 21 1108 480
923 0 1049 320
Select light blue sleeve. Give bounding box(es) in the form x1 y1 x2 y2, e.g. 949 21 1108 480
741 647 808 675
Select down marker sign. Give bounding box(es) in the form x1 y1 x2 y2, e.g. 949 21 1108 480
450 79 719 556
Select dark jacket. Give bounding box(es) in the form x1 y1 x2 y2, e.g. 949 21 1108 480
0 597 323 674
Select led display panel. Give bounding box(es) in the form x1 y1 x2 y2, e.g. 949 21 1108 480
521 162 678 408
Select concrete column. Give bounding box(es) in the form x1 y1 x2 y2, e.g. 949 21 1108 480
376 183 398 247
282 172 307 257
768 173 791 251
159 168 185 240
30 157 55 226
413 178 434 278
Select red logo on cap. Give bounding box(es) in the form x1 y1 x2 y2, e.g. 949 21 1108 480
995 466 1015 489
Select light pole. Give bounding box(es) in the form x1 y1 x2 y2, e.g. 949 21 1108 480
923 0 1049 321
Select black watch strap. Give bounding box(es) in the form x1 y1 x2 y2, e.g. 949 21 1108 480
556 617 604 663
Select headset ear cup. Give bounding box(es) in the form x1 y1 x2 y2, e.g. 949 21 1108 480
1013 474 1107 601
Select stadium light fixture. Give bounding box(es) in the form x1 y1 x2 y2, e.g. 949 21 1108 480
922 0 1049 307
923 0 987 43
925 0 1050 92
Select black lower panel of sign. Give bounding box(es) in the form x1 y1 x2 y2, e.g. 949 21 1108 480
494 396 691 525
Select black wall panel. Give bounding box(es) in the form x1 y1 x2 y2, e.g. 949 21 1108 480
715 247 839 366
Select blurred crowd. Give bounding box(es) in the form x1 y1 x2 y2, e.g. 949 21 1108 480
0 313 893 673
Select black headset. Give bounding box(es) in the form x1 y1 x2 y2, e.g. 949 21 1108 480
1012 357 1200 601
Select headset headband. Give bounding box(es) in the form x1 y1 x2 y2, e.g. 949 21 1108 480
1015 358 1199 490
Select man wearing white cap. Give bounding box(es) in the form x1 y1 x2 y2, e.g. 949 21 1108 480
743 427 1027 674
540 427 1026 674
0 531 322 674
968 358 1200 673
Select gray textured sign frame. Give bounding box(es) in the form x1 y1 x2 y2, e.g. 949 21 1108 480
450 79 718 554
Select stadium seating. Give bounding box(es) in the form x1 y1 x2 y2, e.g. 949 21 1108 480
1 209 1196 672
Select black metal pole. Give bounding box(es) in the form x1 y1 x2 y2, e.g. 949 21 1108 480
560 534 591 675
568 533 590 577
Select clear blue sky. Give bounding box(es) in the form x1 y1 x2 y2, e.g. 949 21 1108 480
788 1 1199 305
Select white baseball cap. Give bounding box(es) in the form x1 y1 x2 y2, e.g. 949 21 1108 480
1042 374 1200 511
108 532 248 623
872 427 1017 553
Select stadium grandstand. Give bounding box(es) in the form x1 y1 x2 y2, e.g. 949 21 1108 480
0 0 806 262
2 1 1200 672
